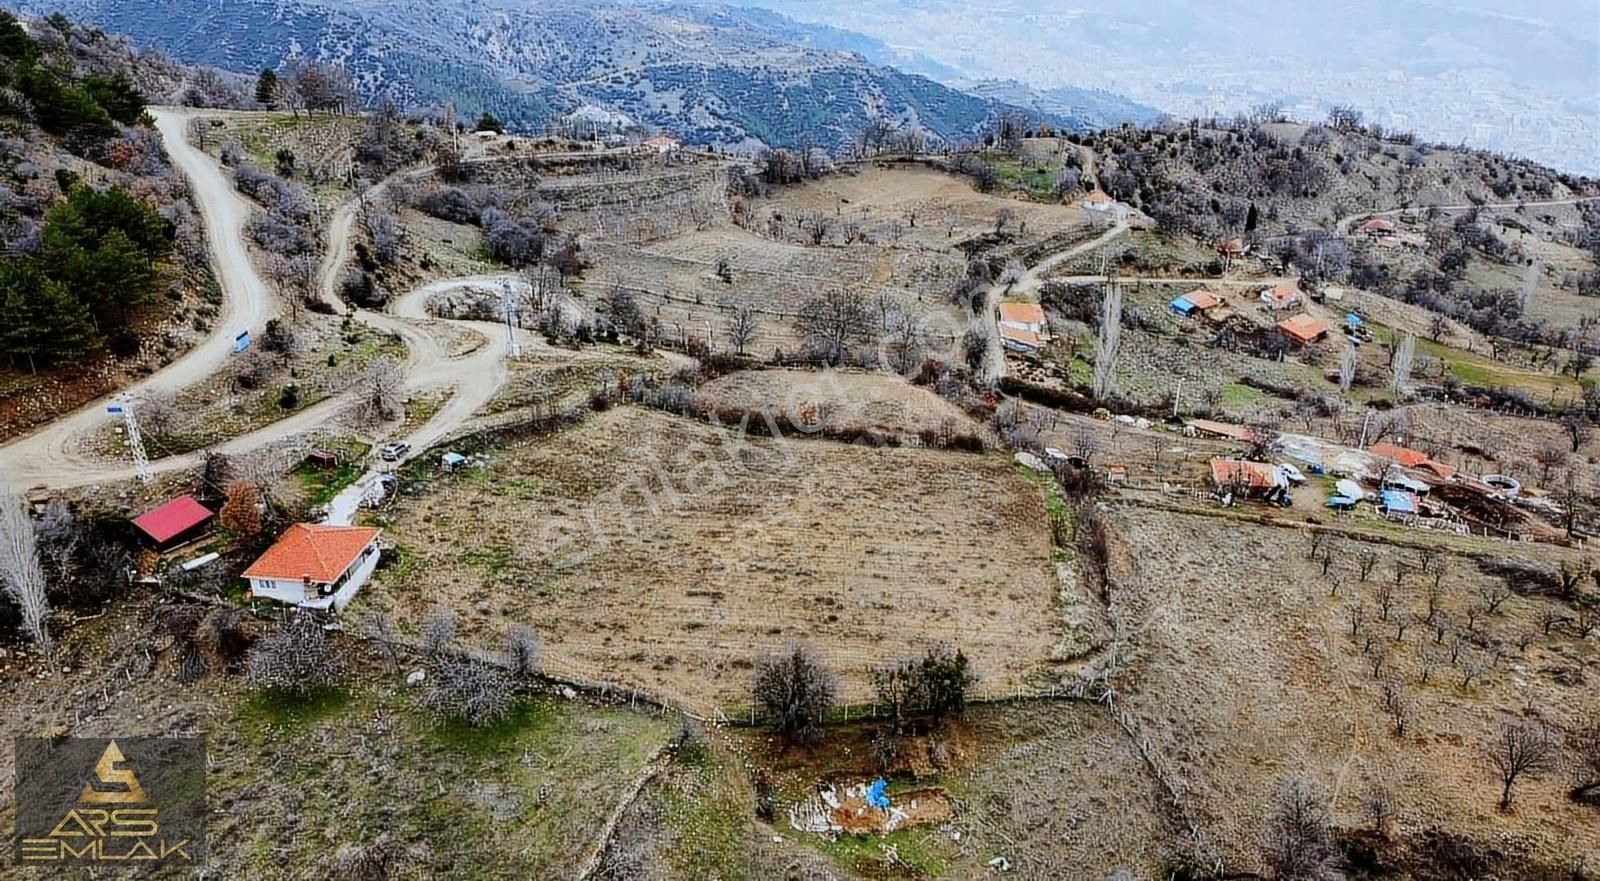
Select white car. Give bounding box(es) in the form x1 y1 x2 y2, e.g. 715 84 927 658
379 442 411 462
1278 463 1307 485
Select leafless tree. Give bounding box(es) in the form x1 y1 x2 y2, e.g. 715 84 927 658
1477 582 1513 615
796 289 873 365
1347 600 1367 639
753 643 837 746
1375 581 1397 622
421 606 456 657
362 611 401 673
361 206 405 265
1258 776 1340 881
1562 414 1593 453
1092 283 1122 400
1489 719 1558 810
724 305 761 356
885 309 928 375
1357 551 1378 582
0 491 51 653
1363 785 1395 837
288 59 356 114
1071 425 1098 462
246 616 345 695
1534 443 1570 488
422 655 515 727
503 625 540 680
354 356 406 425
1414 642 1438 684
1390 332 1416 395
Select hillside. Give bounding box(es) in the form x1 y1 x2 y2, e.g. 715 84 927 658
8 0 1109 151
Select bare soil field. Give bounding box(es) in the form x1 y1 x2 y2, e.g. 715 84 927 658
698 369 989 442
368 407 1063 712
1106 503 1600 873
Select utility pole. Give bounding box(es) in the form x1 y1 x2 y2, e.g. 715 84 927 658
107 400 152 483
1358 408 1374 448
1172 378 1183 418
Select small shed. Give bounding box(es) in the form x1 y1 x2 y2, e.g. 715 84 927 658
132 496 215 551
441 452 468 470
306 449 340 471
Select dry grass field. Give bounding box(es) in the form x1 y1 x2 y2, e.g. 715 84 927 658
698 369 989 441
1106 504 1600 874
369 407 1063 711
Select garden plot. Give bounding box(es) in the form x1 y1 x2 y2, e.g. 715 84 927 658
1107 505 1600 873
369 407 1062 711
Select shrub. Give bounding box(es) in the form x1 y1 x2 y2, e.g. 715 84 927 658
421 655 514 727
752 643 836 746
245 617 345 696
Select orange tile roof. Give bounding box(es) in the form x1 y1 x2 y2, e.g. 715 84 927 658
999 326 1041 347
1210 459 1282 490
1188 419 1256 442
1361 218 1396 233
1262 282 1303 306
1183 290 1222 310
1368 442 1430 468
998 302 1045 325
1276 313 1330 344
1083 190 1113 204
242 524 382 584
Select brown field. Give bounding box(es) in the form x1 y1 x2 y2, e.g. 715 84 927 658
1107 503 1600 873
751 164 1091 253
368 407 1064 711
698 369 989 440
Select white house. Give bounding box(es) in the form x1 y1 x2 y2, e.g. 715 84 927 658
1079 189 1128 223
242 524 382 612
1259 282 1304 310
997 302 1046 335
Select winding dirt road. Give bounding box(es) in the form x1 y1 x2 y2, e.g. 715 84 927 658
0 108 281 489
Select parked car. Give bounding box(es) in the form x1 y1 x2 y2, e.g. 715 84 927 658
379 442 411 462
1278 463 1307 485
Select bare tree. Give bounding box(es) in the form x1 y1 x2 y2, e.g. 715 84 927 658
1357 551 1379 582
422 655 514 727
0 491 51 653
1259 776 1340 881
1092 283 1123 400
1562 413 1593 453
288 59 356 114
1338 343 1357 396
1391 332 1416 396
727 305 761 356
796 289 873 365
503 625 540 680
1489 719 1558 810
1363 785 1395 837
354 356 406 425
421 605 456 657
246 616 345 695
753 643 837 746
1477 582 1513 615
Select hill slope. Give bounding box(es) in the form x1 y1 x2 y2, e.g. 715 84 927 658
8 0 1117 151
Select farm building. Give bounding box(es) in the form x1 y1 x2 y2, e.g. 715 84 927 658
1079 190 1128 223
1276 313 1331 345
998 302 1046 334
1217 237 1249 259
1369 442 1457 481
1361 218 1397 237
999 325 1042 353
1210 459 1290 503
1259 282 1304 310
131 495 215 551
1170 289 1223 317
643 134 680 154
1187 419 1256 443
242 524 383 612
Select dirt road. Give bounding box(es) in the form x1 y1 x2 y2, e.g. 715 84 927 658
0 108 281 490
978 219 1130 383
1335 195 1600 235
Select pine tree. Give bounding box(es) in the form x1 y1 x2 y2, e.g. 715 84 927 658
255 69 278 108
0 261 95 372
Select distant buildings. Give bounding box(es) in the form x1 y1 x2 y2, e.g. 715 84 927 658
1259 282 1304 311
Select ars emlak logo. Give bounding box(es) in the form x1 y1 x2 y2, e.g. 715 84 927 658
15 737 205 865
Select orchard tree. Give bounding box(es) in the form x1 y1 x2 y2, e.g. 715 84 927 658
1489 719 1558 811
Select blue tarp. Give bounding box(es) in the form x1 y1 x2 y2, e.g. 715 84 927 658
1326 496 1358 509
1345 313 1363 328
1379 489 1417 514
1170 297 1197 316
865 778 890 810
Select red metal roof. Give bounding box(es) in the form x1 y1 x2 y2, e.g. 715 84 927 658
1276 313 1330 344
132 496 214 544
242 524 381 584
